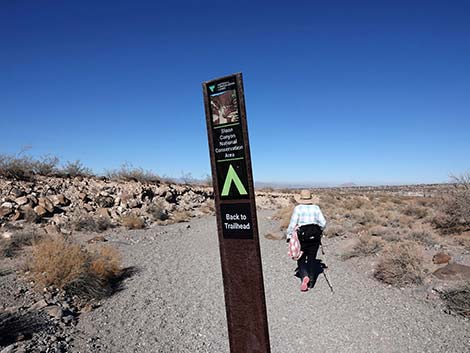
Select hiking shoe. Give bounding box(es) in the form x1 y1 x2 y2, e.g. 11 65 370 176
300 276 310 291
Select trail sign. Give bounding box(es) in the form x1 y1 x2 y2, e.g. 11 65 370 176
202 73 271 353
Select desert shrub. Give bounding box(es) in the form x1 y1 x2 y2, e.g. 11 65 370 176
72 214 99 232
33 155 60 176
368 225 392 238
403 203 428 219
341 235 384 260
406 227 439 247
324 223 346 238
0 229 40 258
273 205 295 231
96 217 114 231
30 237 89 288
121 213 145 229
440 282 470 317
0 154 35 180
89 245 122 279
106 162 159 183
29 237 122 299
434 173 470 233
61 160 93 177
148 202 169 221
374 242 424 287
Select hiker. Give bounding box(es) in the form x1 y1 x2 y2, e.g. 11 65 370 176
286 189 326 291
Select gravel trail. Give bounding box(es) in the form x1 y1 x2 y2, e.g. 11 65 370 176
74 211 470 353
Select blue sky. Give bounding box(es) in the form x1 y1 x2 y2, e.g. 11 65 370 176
1 0 469 185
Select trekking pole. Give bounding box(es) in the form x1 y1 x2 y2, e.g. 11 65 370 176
320 243 334 293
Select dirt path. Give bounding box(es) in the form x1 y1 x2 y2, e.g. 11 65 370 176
73 211 470 353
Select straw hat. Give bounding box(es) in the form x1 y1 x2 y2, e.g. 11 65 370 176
294 189 317 204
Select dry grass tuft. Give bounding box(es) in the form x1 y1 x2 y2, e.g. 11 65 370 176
374 242 424 287
273 205 294 231
172 210 192 223
440 282 470 317
0 228 40 258
342 234 384 259
406 227 439 247
29 237 123 300
121 214 145 229
30 237 89 288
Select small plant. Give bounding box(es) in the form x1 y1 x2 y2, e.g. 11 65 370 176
273 205 295 231
0 228 40 258
61 160 93 177
33 155 60 176
121 213 145 229
406 227 439 247
374 242 424 287
0 153 35 180
341 234 383 260
434 173 470 233
440 282 470 317
105 162 159 183
72 214 99 232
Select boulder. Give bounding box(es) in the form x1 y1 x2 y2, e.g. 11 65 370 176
29 299 48 311
34 205 48 217
0 206 13 218
433 263 470 281
11 210 22 221
96 195 114 208
38 197 54 213
45 224 60 235
44 305 63 320
15 196 29 206
97 207 110 218
51 194 69 206
432 252 452 264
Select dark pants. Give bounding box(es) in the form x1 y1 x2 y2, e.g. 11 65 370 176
296 242 321 282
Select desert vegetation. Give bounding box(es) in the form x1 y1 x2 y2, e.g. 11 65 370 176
275 176 470 290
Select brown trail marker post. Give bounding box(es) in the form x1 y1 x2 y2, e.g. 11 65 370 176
202 73 271 353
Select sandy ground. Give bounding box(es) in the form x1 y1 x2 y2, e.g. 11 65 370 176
72 211 470 353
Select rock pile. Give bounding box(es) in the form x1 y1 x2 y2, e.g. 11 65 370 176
0 176 214 234
0 176 291 234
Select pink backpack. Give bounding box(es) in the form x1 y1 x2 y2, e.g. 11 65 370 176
287 227 303 261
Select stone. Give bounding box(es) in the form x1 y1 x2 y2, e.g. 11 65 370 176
432 252 452 264
0 344 16 353
44 305 63 320
83 203 94 212
29 299 48 311
34 205 48 217
11 210 22 221
97 207 110 218
96 195 114 208
433 263 470 281
78 192 89 201
51 194 68 206
0 206 14 218
38 197 54 213
27 195 38 206
45 224 60 235
87 235 107 244
14 196 29 206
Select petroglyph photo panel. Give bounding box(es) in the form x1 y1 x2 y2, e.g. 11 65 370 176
210 89 239 125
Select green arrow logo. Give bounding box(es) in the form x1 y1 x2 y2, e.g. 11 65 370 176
221 164 248 197
209 85 215 92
